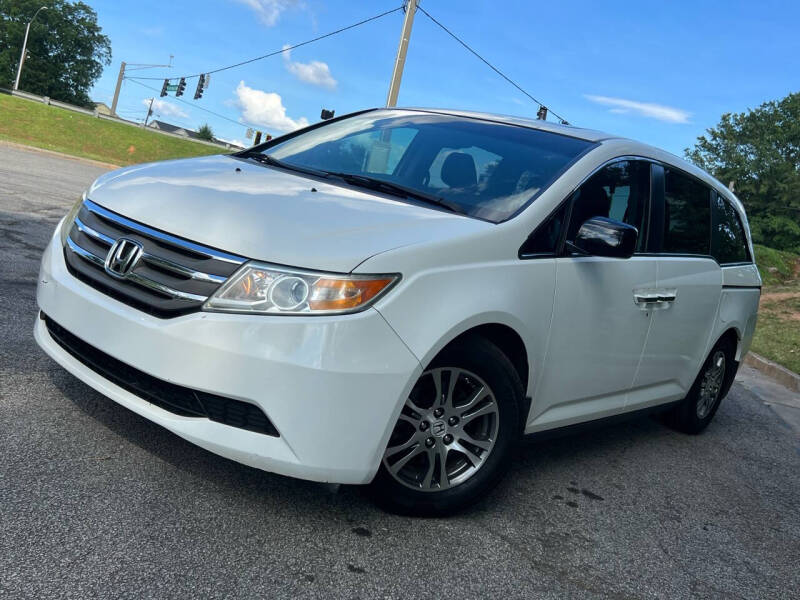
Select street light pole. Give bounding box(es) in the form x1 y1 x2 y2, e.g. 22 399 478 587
14 6 47 91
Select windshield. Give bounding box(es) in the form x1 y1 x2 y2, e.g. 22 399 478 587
258 110 594 222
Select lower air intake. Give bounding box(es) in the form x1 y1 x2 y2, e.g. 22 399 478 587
43 314 279 437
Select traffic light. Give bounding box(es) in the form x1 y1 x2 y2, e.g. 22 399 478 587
194 74 205 100
320 108 335 120
536 105 548 121
160 79 169 97
176 77 186 97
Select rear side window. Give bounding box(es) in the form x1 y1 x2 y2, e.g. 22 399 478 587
712 193 750 264
663 169 711 255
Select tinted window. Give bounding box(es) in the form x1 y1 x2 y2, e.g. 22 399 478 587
663 169 711 255
428 146 502 190
712 193 749 264
265 110 593 222
521 202 569 255
566 160 650 251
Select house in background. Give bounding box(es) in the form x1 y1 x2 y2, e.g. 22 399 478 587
93 102 112 116
147 120 202 140
146 120 245 150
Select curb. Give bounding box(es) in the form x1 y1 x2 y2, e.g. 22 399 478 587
0 140 119 170
744 352 800 393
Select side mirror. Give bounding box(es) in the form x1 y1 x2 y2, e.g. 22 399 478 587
571 216 638 258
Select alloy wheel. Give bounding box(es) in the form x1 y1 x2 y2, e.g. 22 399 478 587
697 350 726 419
382 367 499 492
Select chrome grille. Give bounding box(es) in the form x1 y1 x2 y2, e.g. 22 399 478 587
63 199 246 317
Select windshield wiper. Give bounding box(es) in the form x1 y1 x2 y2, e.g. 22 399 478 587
325 172 461 215
238 151 330 178
236 155 463 215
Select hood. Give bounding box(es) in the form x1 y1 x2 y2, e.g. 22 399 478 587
88 155 490 273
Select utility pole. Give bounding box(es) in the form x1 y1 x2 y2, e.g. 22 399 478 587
110 61 126 115
143 97 154 128
386 0 417 107
13 6 47 91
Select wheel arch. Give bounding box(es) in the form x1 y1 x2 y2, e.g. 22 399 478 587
717 327 741 356
424 318 531 396
711 325 743 362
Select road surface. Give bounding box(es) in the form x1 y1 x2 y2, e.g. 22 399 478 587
1 144 798 599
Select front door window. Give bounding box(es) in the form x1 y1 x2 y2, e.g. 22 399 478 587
566 160 650 251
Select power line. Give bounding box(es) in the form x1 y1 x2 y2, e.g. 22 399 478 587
127 5 403 82
125 77 252 128
416 5 568 124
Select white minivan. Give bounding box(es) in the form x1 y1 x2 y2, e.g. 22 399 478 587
35 108 761 515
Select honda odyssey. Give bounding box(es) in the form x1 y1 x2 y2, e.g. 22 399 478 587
35 108 761 515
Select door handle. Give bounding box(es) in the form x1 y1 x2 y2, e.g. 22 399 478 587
634 294 661 305
634 290 676 307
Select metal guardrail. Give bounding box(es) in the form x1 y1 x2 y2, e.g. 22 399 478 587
1 87 237 150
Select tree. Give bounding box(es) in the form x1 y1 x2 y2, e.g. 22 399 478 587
685 92 800 252
0 0 111 107
197 123 214 141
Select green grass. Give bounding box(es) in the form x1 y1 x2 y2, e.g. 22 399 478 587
0 93 222 166
753 244 799 286
751 244 800 373
751 296 800 374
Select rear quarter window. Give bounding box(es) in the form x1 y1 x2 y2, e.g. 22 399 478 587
712 193 750 264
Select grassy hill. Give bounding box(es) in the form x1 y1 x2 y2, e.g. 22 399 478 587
0 93 222 166
752 244 800 373
753 244 800 286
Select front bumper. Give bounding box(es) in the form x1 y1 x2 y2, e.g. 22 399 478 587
35 223 421 484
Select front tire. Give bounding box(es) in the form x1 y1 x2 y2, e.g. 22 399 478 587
667 337 736 434
371 336 523 517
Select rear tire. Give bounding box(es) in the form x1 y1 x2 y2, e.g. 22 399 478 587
666 337 736 434
370 336 523 517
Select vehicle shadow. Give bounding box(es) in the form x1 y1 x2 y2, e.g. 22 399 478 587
48 364 674 519
45 367 367 513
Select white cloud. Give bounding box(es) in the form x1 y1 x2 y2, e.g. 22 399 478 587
217 137 249 149
143 98 188 119
585 95 691 124
234 0 300 26
281 45 337 90
234 81 309 132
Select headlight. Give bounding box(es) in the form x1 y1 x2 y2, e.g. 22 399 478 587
59 194 85 246
203 262 400 315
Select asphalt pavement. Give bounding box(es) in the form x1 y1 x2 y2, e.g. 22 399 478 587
1 143 799 599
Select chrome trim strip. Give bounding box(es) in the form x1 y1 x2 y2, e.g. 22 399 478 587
66 237 209 302
84 199 246 265
74 216 114 246
126 272 208 302
140 253 226 284
76 212 226 284
66 236 105 268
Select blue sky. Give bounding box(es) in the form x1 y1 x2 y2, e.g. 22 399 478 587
88 0 799 154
